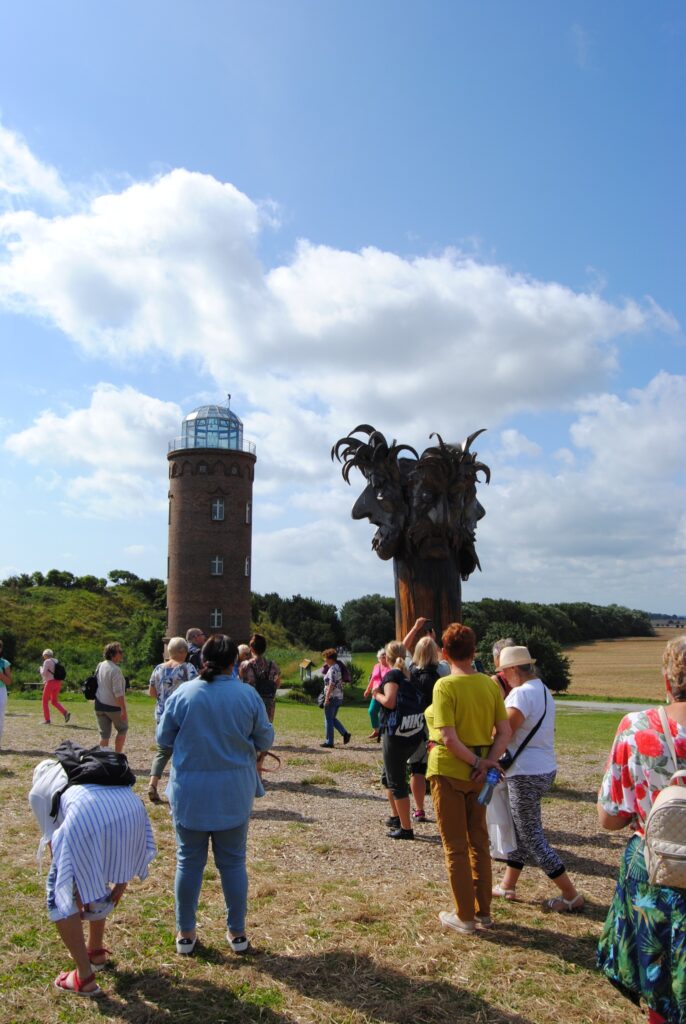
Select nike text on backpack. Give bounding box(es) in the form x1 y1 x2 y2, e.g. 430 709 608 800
644 707 686 889
53 660 67 681
381 677 426 738
49 740 136 818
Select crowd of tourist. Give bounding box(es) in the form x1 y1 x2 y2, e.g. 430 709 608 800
10 623 686 1021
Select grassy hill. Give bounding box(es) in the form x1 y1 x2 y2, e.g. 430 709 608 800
0 584 164 688
0 585 342 695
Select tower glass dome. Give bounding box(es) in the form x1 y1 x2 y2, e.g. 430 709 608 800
169 400 255 453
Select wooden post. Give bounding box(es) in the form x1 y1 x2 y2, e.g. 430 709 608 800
394 554 462 641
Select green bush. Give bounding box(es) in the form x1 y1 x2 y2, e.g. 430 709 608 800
478 621 571 693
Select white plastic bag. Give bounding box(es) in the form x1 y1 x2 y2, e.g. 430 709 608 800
486 782 517 859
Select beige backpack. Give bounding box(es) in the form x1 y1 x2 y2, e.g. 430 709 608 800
643 707 686 889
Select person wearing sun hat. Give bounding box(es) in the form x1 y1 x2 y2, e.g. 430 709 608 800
492 645 584 913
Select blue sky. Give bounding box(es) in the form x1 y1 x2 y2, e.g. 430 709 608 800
0 1 684 613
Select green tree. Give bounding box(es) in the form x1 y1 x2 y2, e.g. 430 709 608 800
478 621 571 692
45 569 76 589
0 627 17 662
340 594 395 650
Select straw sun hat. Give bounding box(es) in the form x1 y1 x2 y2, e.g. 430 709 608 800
498 645 536 670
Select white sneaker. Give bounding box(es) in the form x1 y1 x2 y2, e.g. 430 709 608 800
439 911 476 934
475 914 493 929
227 931 249 953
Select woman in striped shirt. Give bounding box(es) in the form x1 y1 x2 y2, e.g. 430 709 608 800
29 758 156 996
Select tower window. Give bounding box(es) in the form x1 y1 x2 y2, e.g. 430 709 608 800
210 608 222 629
198 463 208 474
211 499 225 521
210 556 224 576
244 556 250 577
245 501 252 525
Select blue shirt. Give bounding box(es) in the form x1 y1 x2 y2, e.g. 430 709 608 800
156 674 274 830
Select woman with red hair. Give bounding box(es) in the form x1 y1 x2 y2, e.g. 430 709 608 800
426 623 510 935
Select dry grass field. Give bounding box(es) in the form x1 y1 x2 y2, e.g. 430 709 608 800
566 626 676 701
0 660 653 1024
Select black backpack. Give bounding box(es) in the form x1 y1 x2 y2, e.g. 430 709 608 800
82 668 99 700
380 674 426 738
50 740 136 818
410 664 440 711
53 660 67 681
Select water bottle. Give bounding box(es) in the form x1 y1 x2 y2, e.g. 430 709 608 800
477 767 501 806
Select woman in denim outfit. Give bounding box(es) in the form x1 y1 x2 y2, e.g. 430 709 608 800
157 634 273 956
320 648 351 748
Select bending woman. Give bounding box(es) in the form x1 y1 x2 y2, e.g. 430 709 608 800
493 645 584 911
157 633 274 955
597 635 686 1024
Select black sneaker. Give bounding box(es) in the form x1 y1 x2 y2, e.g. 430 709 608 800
319 742 333 748
343 732 351 745
388 827 414 840
385 815 400 829
64 712 71 724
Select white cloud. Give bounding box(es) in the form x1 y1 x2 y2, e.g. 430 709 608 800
498 429 542 459
4 384 180 517
5 383 180 470
0 167 675 443
0 135 683 610
0 121 69 205
571 23 591 70
477 373 686 607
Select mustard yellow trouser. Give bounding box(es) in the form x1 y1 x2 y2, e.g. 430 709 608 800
430 775 492 922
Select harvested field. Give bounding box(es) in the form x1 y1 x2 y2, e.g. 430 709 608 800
1 689 644 1024
566 627 677 701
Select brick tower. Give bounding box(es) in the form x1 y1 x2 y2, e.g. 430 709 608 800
166 399 256 642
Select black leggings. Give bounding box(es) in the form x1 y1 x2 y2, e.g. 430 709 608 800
381 733 422 799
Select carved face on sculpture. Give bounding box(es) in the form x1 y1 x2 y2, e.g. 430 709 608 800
351 466 406 561
332 426 489 578
332 426 416 562
403 434 489 572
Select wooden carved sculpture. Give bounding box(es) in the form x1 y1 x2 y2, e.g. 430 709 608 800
332 426 490 639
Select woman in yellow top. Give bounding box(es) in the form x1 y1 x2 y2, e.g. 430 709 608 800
426 623 511 935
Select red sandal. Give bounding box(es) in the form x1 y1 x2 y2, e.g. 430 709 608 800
87 946 112 971
54 968 102 997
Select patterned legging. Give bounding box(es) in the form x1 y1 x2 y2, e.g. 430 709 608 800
505 771 565 879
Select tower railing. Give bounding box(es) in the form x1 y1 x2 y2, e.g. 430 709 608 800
168 436 256 455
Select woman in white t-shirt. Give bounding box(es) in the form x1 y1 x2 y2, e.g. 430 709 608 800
492 646 584 913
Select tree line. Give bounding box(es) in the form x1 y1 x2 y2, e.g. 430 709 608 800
1 569 655 693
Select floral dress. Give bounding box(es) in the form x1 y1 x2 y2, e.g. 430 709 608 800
597 707 686 1023
150 661 197 723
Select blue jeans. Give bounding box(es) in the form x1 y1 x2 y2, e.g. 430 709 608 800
175 820 250 934
324 698 348 745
